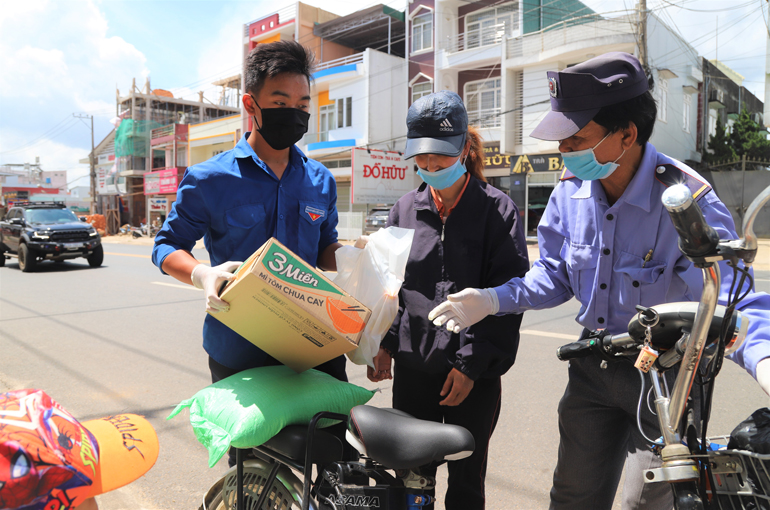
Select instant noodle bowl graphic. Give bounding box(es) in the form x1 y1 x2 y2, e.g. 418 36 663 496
326 297 366 334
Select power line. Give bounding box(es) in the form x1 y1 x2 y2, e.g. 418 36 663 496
0 118 81 156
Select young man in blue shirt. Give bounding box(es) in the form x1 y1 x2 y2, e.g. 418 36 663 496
429 52 770 509
152 41 345 386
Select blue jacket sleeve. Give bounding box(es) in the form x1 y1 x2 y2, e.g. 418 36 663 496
151 170 210 273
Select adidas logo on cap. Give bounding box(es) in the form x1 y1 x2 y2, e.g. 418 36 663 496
439 118 453 132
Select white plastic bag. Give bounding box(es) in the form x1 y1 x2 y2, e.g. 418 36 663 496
333 227 414 367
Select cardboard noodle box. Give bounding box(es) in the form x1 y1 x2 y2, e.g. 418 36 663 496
212 238 371 373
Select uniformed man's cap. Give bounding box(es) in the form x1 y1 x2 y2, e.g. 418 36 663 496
404 91 468 159
531 52 649 141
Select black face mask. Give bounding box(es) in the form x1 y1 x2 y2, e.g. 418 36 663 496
251 97 310 151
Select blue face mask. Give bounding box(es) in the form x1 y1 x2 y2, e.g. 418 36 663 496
561 132 625 181
417 157 467 190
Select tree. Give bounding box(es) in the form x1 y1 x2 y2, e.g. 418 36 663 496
704 116 736 164
729 108 770 160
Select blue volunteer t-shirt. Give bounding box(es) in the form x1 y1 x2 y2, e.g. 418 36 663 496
152 132 339 370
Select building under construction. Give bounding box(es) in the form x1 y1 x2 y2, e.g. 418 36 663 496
114 78 240 226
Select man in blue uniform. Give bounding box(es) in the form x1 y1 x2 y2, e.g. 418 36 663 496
428 52 770 509
152 41 345 385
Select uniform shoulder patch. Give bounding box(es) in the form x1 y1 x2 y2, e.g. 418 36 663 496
654 164 712 202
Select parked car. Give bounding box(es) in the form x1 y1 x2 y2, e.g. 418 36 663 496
365 207 391 233
0 202 103 272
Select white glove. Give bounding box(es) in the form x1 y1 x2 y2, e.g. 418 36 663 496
191 261 242 313
354 235 369 249
756 358 770 397
428 288 500 334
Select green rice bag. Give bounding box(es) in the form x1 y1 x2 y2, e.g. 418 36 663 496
168 365 374 467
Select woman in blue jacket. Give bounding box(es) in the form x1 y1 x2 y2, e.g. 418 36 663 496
368 91 530 509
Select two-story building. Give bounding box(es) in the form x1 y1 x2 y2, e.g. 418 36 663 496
698 58 765 155
243 3 410 216
405 1 706 236
114 78 240 226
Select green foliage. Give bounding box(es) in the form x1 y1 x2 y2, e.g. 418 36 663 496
705 116 736 163
730 109 770 160
705 109 770 165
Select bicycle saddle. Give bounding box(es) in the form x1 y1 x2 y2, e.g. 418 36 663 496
346 405 475 469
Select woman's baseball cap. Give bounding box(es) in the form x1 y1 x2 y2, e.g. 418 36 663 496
0 389 159 510
404 91 468 159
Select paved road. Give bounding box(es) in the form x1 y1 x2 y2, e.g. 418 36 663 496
1 239 768 509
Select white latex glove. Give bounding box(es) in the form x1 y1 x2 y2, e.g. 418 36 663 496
428 288 500 334
756 358 770 397
354 235 369 249
191 261 242 313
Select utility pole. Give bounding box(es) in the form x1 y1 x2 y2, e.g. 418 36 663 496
637 0 648 69
73 113 96 214
765 0 770 128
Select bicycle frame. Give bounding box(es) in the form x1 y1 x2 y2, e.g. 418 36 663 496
216 410 442 510
644 184 770 488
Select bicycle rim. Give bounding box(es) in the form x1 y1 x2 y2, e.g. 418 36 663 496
208 462 304 510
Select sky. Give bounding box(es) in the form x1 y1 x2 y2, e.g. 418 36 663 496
0 0 767 189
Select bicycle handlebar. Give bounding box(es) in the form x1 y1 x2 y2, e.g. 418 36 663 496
556 332 635 361
661 185 720 259
556 304 747 365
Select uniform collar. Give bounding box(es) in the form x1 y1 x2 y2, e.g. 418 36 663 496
618 142 657 212
233 131 308 172
569 142 657 212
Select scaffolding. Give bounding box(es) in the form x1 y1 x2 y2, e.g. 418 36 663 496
113 77 241 226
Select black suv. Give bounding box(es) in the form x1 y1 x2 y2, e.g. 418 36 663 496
0 202 103 272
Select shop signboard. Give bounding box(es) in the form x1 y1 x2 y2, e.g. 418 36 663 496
97 166 108 193
351 148 416 204
143 168 180 195
511 153 564 174
483 142 515 170
149 197 168 213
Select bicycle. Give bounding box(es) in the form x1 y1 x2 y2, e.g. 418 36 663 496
199 405 475 510
556 182 770 509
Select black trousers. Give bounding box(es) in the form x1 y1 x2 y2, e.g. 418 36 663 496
392 362 502 510
208 355 348 467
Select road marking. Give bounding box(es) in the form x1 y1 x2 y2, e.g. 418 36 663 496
151 282 202 291
756 278 770 283
521 329 579 341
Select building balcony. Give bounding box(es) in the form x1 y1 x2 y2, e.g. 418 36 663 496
437 25 514 71
246 5 296 42
151 123 189 146
301 132 357 156
440 23 517 54
467 108 502 129
504 15 635 66
313 52 365 83
709 90 726 110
